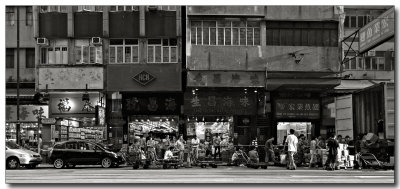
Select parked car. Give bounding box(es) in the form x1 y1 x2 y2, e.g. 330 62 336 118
6 140 42 169
49 140 124 169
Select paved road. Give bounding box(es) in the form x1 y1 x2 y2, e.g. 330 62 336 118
6 165 394 183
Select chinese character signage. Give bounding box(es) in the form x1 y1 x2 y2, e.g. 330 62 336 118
359 7 394 53
96 106 105 126
184 91 256 115
122 93 181 115
275 99 320 119
49 93 99 118
132 70 156 86
6 105 49 122
187 71 265 87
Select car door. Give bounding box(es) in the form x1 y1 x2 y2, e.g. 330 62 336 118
83 142 101 164
65 141 80 164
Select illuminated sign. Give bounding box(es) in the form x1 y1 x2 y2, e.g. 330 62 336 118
275 99 320 119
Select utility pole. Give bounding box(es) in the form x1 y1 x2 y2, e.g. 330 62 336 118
16 6 21 145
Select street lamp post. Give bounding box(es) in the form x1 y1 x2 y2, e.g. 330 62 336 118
33 107 45 154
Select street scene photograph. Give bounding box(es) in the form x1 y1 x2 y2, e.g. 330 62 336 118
4 4 395 184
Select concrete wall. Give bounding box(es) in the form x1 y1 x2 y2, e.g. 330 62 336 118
265 6 338 21
6 6 35 48
187 6 264 16
188 46 339 72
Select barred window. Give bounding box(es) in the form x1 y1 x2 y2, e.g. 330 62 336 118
40 6 68 13
109 39 139 64
26 6 33 26
110 6 139 11
147 38 178 63
344 15 370 28
343 50 394 71
6 6 15 26
191 20 261 46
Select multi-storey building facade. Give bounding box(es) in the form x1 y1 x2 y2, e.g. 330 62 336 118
185 6 342 151
33 6 182 148
6 6 48 146
335 6 394 141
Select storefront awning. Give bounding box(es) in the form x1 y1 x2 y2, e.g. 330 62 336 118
266 78 341 91
333 80 376 93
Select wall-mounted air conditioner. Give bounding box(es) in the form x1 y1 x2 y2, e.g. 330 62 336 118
37 38 49 46
91 37 102 45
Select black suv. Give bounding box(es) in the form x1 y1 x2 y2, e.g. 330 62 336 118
49 140 124 169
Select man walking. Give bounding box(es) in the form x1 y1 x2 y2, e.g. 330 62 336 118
213 134 221 160
326 134 339 171
284 129 298 170
264 137 278 164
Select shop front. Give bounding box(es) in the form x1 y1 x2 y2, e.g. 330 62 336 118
272 93 321 145
6 105 49 149
47 92 106 146
122 93 183 146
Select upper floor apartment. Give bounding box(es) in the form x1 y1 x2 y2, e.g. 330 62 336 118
186 6 343 75
341 6 394 80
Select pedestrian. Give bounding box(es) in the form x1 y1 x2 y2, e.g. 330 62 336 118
284 129 298 170
344 135 351 145
326 133 339 171
146 136 156 162
191 135 200 162
248 146 259 164
164 146 176 160
161 136 170 160
354 134 363 169
264 137 278 164
297 135 306 167
213 134 221 160
336 135 343 144
309 136 318 168
175 135 185 163
38 135 43 154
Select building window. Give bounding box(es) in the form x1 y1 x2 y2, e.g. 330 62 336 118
26 48 35 68
40 6 68 13
6 49 14 68
40 47 68 64
343 50 394 71
109 39 139 64
147 38 178 63
110 6 139 11
191 20 260 46
344 15 370 28
26 6 33 26
146 6 176 11
266 21 338 47
77 6 103 12
75 46 102 64
6 6 15 26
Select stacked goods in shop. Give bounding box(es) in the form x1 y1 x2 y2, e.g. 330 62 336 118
337 143 351 169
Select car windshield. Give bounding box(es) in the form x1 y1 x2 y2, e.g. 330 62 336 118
6 141 21 149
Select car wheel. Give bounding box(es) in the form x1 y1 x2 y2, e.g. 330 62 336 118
6 157 20 169
53 158 64 169
101 157 112 168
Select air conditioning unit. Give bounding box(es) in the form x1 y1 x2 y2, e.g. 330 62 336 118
367 50 376 56
37 38 49 46
91 37 102 45
148 6 158 11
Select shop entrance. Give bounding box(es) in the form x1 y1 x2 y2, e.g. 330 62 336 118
276 122 314 145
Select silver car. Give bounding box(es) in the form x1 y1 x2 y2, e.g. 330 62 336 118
6 140 42 169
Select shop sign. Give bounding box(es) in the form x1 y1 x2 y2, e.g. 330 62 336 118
132 70 156 86
359 7 394 53
184 91 256 115
275 99 320 119
122 93 181 115
42 118 56 124
187 71 265 87
49 94 99 118
6 105 49 122
96 106 105 126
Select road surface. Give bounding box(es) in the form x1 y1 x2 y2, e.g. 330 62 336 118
6 165 394 183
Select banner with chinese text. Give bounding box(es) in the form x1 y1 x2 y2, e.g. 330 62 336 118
275 99 320 119
122 93 182 115
184 91 256 115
